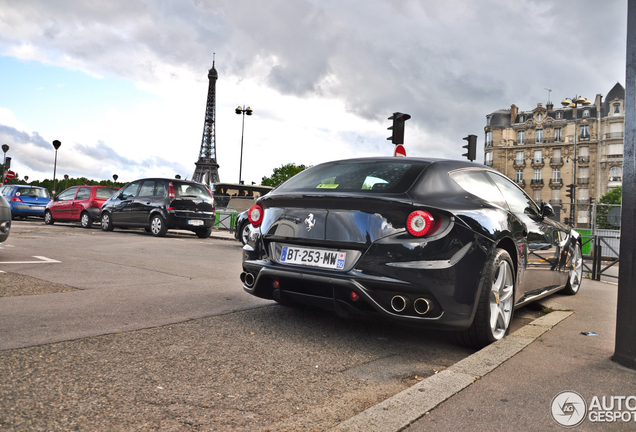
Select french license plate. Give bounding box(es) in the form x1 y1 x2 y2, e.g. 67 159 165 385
280 246 346 270
188 219 204 226
31 206 45 210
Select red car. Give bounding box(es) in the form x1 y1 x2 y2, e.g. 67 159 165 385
45 186 120 228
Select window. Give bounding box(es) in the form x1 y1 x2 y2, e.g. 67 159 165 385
609 166 622 181
583 109 590 117
533 189 542 202
517 130 525 145
515 169 524 183
534 150 543 164
537 113 543 121
578 188 589 201
56 187 77 201
138 181 157 197
554 128 562 142
487 172 540 215
76 187 91 200
613 103 621 114
120 181 141 199
579 124 590 139
556 111 563 119
579 167 589 181
551 189 561 202
486 115 491 126
450 170 507 208
533 169 542 180
515 151 524 164
579 146 589 159
486 131 493 147
485 152 493 166
552 148 561 163
535 129 544 143
519 115 525 122
552 168 561 181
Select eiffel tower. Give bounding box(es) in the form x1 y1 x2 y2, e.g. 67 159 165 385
192 58 220 186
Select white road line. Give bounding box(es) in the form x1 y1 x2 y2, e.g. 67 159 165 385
0 256 61 265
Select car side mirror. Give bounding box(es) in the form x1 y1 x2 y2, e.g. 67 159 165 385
540 201 555 218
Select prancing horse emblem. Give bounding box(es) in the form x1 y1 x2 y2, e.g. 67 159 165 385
305 214 315 231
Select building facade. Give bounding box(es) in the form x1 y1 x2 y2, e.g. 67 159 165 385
484 83 625 226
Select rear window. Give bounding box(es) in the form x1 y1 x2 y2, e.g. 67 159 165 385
17 187 50 198
174 182 212 198
276 161 428 193
95 188 120 199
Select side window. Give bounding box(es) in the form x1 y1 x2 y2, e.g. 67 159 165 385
120 181 141 199
487 172 540 216
76 187 91 200
57 188 78 201
154 182 166 197
449 170 507 209
138 181 156 197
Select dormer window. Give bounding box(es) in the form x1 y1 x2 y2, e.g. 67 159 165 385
583 109 590 117
537 113 543 121
519 114 525 122
486 115 492 126
556 111 563 119
613 103 621 114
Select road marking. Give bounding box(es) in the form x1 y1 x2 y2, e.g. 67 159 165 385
0 256 61 265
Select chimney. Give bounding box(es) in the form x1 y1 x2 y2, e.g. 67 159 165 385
510 104 518 123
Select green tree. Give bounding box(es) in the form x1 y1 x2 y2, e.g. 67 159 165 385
596 186 622 229
261 163 308 187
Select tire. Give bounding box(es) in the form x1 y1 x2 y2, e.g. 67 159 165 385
44 210 55 225
80 212 93 228
101 212 114 231
454 249 515 348
149 215 168 237
195 227 212 238
562 242 582 295
238 221 250 245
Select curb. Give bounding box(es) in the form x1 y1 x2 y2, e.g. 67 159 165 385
330 309 573 432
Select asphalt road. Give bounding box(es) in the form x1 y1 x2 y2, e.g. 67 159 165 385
0 220 542 431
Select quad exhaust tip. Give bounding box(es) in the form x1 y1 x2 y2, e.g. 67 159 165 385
240 272 255 287
414 298 431 315
390 295 409 313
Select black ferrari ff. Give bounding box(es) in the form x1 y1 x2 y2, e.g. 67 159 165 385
240 158 582 348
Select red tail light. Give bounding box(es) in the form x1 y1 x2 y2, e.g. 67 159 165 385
11 196 23 203
406 210 438 237
248 204 264 227
90 200 98 208
168 182 175 198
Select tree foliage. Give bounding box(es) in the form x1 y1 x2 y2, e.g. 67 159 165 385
596 186 622 229
261 163 308 187
2 173 124 194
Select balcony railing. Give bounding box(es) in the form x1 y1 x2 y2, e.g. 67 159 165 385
530 179 544 185
515 179 525 186
578 156 590 164
484 160 493 167
577 178 590 185
550 157 563 166
549 179 563 186
609 176 622 182
531 158 544 167
549 199 562 205
513 160 526 168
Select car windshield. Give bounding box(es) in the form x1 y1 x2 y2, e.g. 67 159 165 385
174 182 211 198
17 187 50 198
96 188 120 199
276 160 428 193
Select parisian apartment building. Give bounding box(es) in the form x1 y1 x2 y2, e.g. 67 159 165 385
484 83 625 225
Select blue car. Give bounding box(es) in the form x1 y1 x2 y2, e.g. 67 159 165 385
0 185 51 219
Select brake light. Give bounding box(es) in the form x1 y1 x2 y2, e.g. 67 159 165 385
168 182 175 198
248 204 264 227
406 210 438 237
11 196 23 203
90 200 98 208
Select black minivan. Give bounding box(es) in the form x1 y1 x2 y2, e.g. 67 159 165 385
100 178 215 238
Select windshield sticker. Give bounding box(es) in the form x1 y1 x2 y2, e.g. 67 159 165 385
316 184 339 189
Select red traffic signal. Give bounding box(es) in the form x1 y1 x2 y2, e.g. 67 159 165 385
387 112 411 145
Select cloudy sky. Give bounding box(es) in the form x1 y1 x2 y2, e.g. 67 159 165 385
0 0 628 186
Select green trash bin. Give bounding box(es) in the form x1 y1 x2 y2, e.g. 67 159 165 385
576 229 592 256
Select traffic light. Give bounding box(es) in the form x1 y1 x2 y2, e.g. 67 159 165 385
462 135 477 161
565 184 576 202
387 112 411 145
4 157 10 170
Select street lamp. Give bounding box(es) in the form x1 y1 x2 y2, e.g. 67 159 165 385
1 144 8 184
235 105 253 185
561 96 591 225
52 140 61 196
112 174 118 183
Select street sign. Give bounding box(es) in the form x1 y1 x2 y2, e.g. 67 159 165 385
5 170 15 179
394 144 406 157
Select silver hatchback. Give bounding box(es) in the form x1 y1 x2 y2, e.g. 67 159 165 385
0 195 11 243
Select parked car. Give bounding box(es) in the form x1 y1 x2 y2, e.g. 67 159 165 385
0 185 51 219
234 210 251 245
0 195 11 243
45 185 120 228
240 157 583 348
100 178 215 238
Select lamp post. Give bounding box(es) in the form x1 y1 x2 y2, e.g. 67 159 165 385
235 105 253 185
1 144 8 184
112 174 118 184
561 96 591 225
52 140 61 196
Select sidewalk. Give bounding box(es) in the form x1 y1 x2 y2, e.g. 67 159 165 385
332 279 636 431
